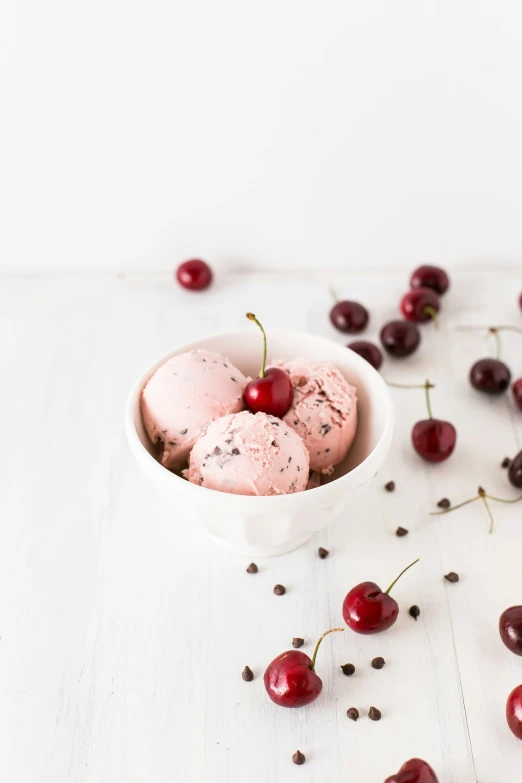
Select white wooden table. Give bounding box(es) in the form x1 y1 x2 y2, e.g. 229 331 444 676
1 265 522 783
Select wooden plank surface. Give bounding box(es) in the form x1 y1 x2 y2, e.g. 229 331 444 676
1 265 521 782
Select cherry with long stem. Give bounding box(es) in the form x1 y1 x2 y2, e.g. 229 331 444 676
309 627 344 671
385 558 420 594
246 312 268 377
243 313 294 417
430 487 522 534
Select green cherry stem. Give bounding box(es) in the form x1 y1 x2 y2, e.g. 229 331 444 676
309 628 344 672
385 558 420 595
329 286 339 303
430 488 522 534
386 380 435 419
424 305 439 329
246 312 267 379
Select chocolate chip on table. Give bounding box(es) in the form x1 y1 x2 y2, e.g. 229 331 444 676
273 584 286 596
318 547 329 559
502 457 512 468
242 666 254 682
246 562 258 574
368 706 382 721
346 707 359 721
292 638 304 648
292 750 306 765
444 571 459 583
371 657 385 669
341 663 355 676
384 481 395 492
395 526 408 537
437 498 451 509
409 605 421 621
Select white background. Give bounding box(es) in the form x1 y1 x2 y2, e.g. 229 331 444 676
2 1 522 273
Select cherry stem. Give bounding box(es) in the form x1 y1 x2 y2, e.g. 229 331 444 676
246 312 267 379
457 325 522 335
309 628 344 672
329 286 339 304
424 305 439 329
429 488 522 534
424 379 433 419
386 380 434 418
480 493 495 535
385 558 420 595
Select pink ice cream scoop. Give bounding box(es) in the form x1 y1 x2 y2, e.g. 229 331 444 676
141 349 248 471
184 410 310 496
272 358 358 474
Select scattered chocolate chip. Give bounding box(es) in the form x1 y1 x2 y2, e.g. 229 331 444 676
502 457 512 468
242 666 254 682
297 465 301 471
213 446 222 456
409 605 420 621
292 637 304 648
231 448 240 455
294 420 299 426
180 428 188 435
437 498 451 509
384 481 395 492
292 750 305 765
368 706 381 721
444 571 459 583
223 363 228 368
341 663 355 676
346 707 359 721
318 547 329 559
371 657 385 670
325 448 330 453
246 562 258 574
395 526 408 537
280 468 284 472
273 584 286 596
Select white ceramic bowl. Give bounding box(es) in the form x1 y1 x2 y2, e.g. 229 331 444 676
125 329 394 556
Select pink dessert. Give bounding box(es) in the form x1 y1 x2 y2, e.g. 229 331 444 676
141 349 248 471
272 358 357 474
184 410 310 496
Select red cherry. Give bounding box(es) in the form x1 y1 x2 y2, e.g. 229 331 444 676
329 299 369 334
384 758 438 783
519 292 522 311
500 606 522 656
243 313 293 417
380 320 421 357
507 684 522 739
400 288 441 324
347 340 383 370
512 379 522 411
342 559 419 634
264 628 343 708
470 358 511 394
410 265 449 296
175 258 213 291
412 420 456 462
508 450 522 488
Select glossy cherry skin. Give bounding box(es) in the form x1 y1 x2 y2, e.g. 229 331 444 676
176 259 213 291
264 650 322 707
330 301 369 334
244 368 293 417
507 684 522 739
410 265 450 296
508 450 522 488
380 320 421 357
347 340 383 370
384 758 438 783
400 288 440 323
470 358 511 394
343 581 398 634
499 606 522 656
519 292 522 311
512 379 522 412
411 419 457 463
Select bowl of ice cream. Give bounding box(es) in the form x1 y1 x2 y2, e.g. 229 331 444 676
125 329 394 556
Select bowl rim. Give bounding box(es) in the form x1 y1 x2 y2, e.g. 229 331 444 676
125 327 394 505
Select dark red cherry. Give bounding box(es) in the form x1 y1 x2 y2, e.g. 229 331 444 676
175 258 213 291
264 628 343 708
412 419 457 463
400 288 440 323
330 300 369 334
470 358 511 394
508 451 522 488
384 758 438 783
519 292 522 311
380 320 421 357
507 685 522 739
347 340 383 370
410 265 449 296
342 559 419 634
243 313 293 417
500 606 522 656
512 379 522 412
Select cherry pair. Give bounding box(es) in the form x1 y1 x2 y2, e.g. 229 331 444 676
399 264 449 325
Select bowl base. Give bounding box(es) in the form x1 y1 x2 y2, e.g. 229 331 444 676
207 531 314 557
